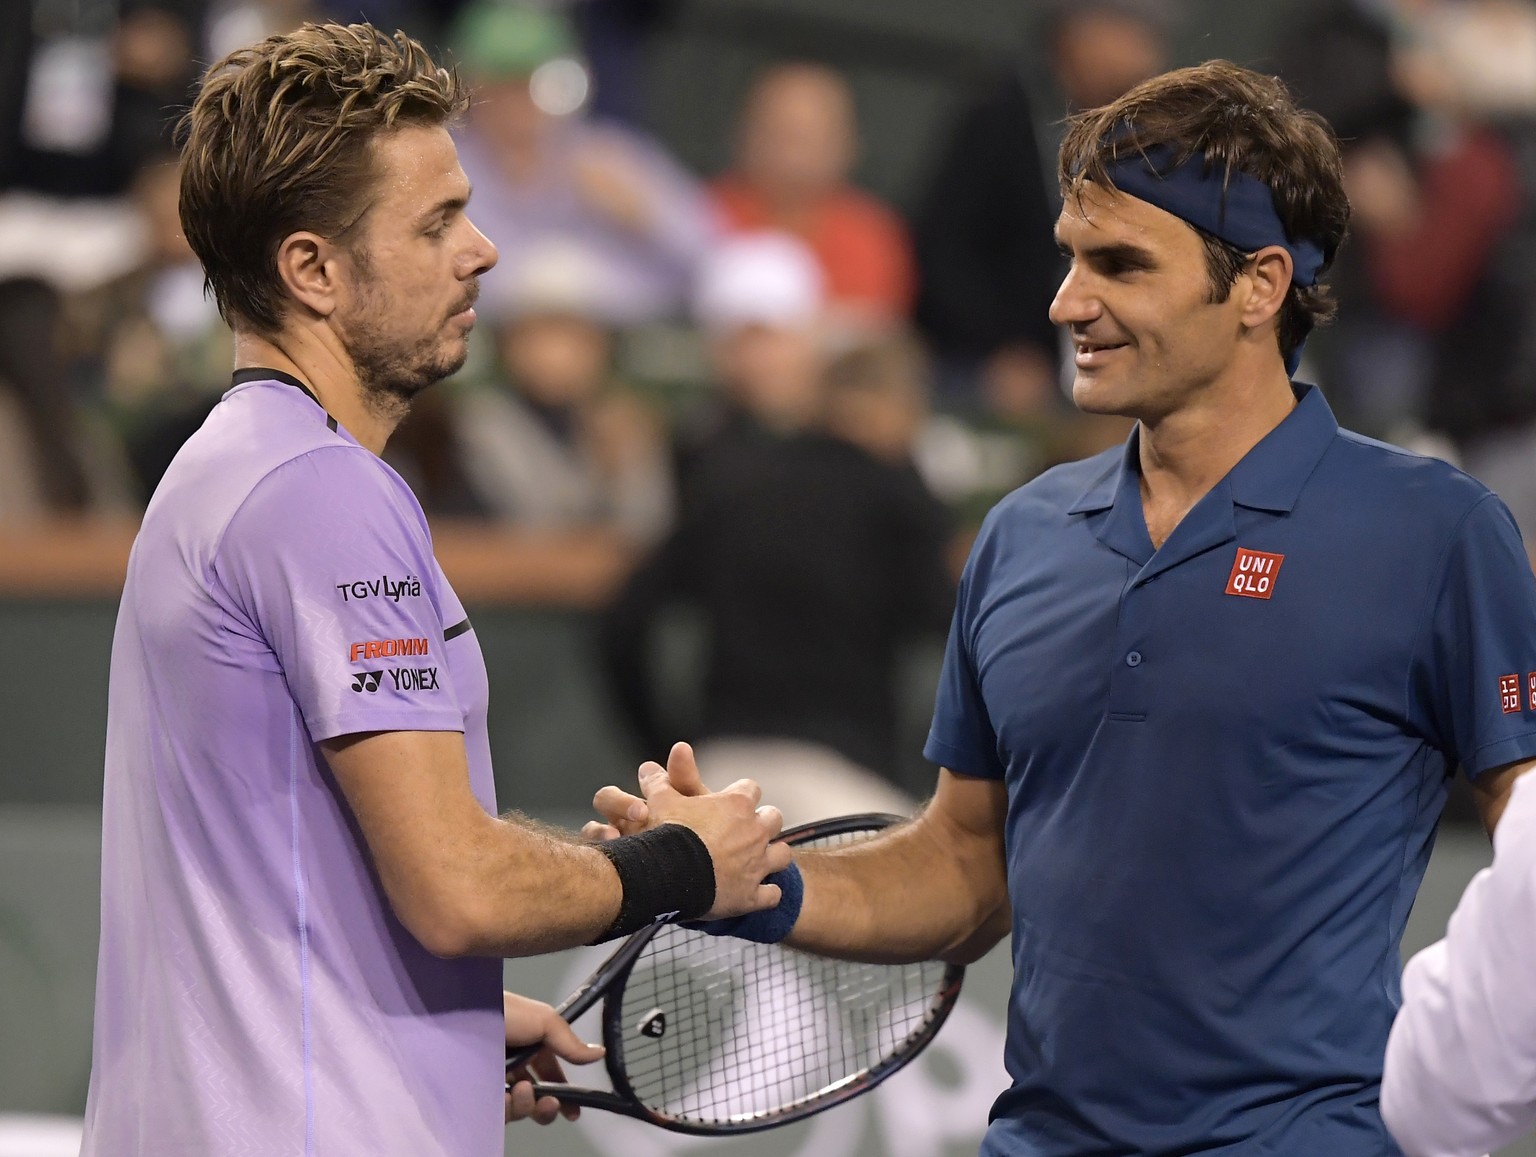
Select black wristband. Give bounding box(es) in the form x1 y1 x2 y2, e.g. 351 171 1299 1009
593 824 716 943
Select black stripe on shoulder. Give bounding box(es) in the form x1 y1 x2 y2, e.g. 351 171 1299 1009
443 618 473 641
327 415 338 432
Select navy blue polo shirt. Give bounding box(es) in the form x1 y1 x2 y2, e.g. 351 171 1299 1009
927 385 1536 1157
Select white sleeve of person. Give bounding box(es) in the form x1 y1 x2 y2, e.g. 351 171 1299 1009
1382 772 1536 1157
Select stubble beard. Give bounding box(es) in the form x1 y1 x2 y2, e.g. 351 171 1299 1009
343 315 468 423
339 257 476 422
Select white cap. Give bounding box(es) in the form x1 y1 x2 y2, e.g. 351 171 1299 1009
692 231 824 334
502 237 607 319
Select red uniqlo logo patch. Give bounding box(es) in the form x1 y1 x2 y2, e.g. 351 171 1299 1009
1527 672 1536 711
1225 548 1285 599
1501 674 1522 714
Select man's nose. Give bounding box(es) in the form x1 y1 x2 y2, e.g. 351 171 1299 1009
1048 265 1099 328
464 218 498 277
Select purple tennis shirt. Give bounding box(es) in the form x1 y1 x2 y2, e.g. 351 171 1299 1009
81 372 503 1156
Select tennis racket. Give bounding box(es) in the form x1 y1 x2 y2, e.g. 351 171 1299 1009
506 812 964 1135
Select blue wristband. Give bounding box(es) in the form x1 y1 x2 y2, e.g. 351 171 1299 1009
689 862 803 943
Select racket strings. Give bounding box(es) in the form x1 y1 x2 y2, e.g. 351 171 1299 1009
614 827 952 1126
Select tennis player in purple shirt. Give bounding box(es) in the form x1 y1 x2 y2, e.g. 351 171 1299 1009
81 23 791 1156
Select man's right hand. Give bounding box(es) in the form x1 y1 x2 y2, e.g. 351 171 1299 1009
587 739 705 840
592 742 790 920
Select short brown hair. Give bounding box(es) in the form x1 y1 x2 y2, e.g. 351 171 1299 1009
822 332 930 402
178 23 467 334
1058 60 1350 365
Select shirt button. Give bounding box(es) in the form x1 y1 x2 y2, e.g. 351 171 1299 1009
1126 651 1143 667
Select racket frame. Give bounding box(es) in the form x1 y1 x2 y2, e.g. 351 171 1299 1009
506 812 966 1135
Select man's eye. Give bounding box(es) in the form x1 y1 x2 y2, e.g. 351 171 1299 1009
425 221 449 239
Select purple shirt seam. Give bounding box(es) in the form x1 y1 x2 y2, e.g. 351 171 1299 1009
207 442 376 581
289 707 316 1156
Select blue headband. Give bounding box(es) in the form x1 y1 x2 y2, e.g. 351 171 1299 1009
1101 144 1326 285
1100 143 1325 374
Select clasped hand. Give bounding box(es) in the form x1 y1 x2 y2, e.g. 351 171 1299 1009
588 741 791 919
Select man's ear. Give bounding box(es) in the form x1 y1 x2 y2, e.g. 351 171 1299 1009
1239 246 1293 330
274 231 347 319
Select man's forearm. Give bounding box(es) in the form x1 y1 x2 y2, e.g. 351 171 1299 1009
325 730 788 960
383 807 622 958
788 804 1008 965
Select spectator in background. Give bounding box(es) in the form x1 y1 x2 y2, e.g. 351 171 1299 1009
1272 0 1415 152
1402 0 1536 118
711 63 915 332
599 328 954 825
445 240 674 540
205 0 324 62
67 151 233 502
1275 0 1535 451
911 0 1168 415
1416 7 1536 547
0 278 135 519
823 332 931 469
1294 0 1536 540
4 1 198 198
1047 0 1171 112
448 0 714 325
1271 0 1423 431
672 231 829 497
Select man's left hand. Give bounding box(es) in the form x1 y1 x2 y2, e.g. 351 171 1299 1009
504 992 604 1124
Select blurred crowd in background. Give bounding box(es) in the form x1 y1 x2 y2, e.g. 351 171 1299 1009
1 0 1535 806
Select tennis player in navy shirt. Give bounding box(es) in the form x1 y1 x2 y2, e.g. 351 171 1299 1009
596 61 1536 1155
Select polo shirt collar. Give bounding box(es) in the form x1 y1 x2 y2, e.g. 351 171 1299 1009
1225 383 1338 513
1066 455 1121 517
1065 384 1339 570
1068 384 1338 514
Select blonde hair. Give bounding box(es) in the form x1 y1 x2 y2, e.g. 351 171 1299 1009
178 23 467 333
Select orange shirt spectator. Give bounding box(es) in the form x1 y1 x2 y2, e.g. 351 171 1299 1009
711 174 914 322
714 63 915 326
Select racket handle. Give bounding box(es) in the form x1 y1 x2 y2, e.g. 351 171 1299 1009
505 1040 541 1073
505 924 657 1083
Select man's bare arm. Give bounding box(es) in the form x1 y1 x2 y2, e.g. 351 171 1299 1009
591 754 1010 965
322 731 790 959
787 769 1010 966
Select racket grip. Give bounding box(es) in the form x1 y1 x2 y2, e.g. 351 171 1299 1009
505 1040 541 1074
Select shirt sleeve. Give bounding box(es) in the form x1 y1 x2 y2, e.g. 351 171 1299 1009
1416 492 1536 777
1383 771 1536 1157
923 533 1005 779
211 446 465 742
